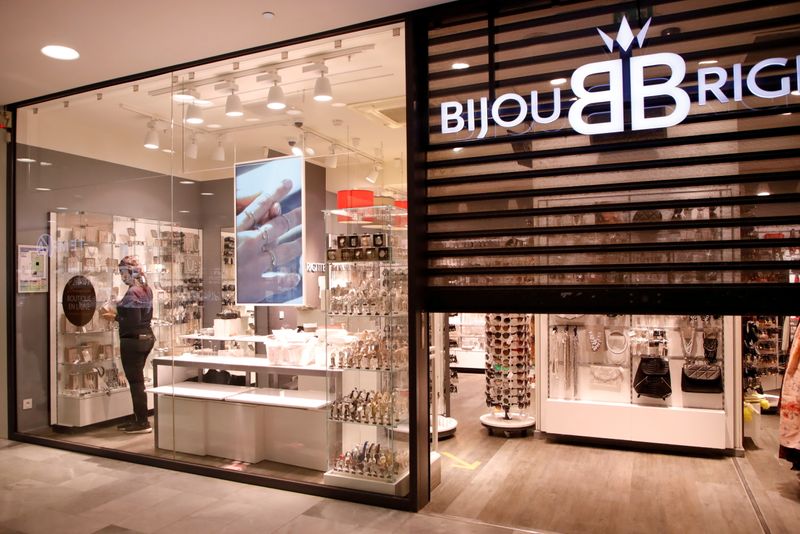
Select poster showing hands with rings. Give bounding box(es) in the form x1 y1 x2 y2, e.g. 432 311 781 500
235 156 305 305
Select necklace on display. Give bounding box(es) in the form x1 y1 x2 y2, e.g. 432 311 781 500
605 329 628 354
587 329 602 352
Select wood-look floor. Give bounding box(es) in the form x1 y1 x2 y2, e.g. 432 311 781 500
426 373 800 534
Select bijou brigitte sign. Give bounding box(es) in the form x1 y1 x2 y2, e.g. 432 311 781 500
440 16 799 138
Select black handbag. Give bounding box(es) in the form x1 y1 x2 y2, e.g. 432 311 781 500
681 363 723 393
633 357 672 399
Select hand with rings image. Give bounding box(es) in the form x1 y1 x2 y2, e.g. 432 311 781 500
236 178 302 301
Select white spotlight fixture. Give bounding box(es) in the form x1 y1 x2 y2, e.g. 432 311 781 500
212 137 225 161
452 147 464 153
323 145 338 168
144 121 159 150
267 81 286 110
550 78 567 85
225 92 243 117
186 135 198 159
17 157 36 163
756 183 771 197
287 137 304 157
365 163 382 184
314 74 333 102
41 45 79 60
35 187 52 191
302 134 315 156
451 62 470 70
185 104 204 124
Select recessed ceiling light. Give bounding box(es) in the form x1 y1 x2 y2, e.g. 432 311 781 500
39 161 53 166
179 180 195 185
262 11 275 20
178 210 191 214
41 45 80 60
452 147 464 153
286 107 304 115
331 102 347 108
17 157 36 163
451 62 469 70
244 117 261 122
193 99 213 108
56 206 68 210
698 60 718 65
35 187 51 191
162 148 175 154
206 123 222 129
200 192 215 196
550 78 567 85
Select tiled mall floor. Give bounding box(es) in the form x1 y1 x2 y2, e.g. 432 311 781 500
0 439 532 534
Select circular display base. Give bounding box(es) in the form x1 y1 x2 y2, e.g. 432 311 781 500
395 416 458 439
480 412 535 437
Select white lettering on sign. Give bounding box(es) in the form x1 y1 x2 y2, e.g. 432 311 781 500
440 16 798 138
305 262 326 273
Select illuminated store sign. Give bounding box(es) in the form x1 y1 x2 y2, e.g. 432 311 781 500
441 16 799 138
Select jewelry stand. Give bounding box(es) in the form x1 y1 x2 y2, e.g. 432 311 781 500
482 313 535 437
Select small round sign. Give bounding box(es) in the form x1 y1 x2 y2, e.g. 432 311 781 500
62 275 96 327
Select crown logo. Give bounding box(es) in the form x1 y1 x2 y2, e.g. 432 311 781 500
597 15 652 53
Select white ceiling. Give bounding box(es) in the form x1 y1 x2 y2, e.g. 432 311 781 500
4 0 452 192
0 0 450 106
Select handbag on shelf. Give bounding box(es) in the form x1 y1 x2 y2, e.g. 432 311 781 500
633 357 672 399
681 362 723 393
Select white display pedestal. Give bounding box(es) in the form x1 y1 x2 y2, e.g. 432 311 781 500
323 469 410 496
480 411 536 437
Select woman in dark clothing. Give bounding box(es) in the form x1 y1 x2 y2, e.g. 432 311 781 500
115 256 154 433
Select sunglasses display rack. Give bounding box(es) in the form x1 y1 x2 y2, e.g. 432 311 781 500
323 206 410 496
49 210 203 428
479 313 536 436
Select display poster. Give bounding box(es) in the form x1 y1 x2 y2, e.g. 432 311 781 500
234 155 305 305
18 245 48 293
62 275 96 327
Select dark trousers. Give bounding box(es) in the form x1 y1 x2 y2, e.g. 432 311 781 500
120 335 154 423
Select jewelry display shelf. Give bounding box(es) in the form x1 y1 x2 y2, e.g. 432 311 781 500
323 206 411 496
152 354 333 377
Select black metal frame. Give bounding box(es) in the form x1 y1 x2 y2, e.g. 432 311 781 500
4 4 445 513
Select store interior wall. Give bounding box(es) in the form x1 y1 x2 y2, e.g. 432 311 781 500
1 127 8 438
14 144 330 433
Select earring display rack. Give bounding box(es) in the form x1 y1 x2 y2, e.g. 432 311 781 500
480 313 535 436
48 210 203 427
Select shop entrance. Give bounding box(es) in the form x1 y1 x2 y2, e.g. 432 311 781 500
423 311 800 533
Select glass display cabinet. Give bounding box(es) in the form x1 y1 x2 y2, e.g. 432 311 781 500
323 205 411 496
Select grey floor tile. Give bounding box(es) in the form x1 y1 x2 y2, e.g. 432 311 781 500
1 508 109 534
113 492 218 533
303 499 412 530
77 485 183 523
223 484 322 517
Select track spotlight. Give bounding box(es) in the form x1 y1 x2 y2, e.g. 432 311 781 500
287 137 304 157
267 82 286 110
225 92 243 117
185 104 204 124
323 145 338 168
212 137 225 161
365 163 382 184
186 135 198 159
313 74 333 102
144 121 159 150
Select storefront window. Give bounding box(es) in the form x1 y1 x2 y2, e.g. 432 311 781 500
13 23 408 498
